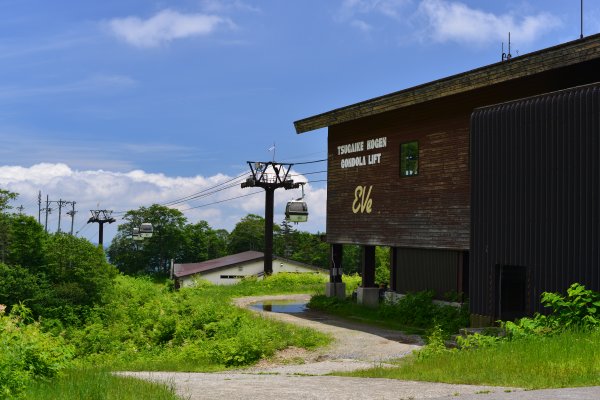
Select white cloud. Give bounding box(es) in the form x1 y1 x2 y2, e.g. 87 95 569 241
418 0 561 45
336 0 561 45
337 0 412 21
0 163 326 245
108 9 233 48
201 0 261 14
351 20 373 32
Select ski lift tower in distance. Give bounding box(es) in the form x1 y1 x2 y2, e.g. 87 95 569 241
241 161 301 275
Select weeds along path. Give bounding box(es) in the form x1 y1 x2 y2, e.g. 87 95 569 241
121 294 522 399
233 293 423 374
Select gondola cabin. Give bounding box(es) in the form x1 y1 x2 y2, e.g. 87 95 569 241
139 223 154 238
285 200 308 223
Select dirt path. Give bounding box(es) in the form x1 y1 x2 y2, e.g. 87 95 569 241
120 294 529 399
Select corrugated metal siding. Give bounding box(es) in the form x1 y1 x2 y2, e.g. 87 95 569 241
470 84 600 318
394 247 460 298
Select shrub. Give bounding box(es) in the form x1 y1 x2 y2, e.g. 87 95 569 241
416 325 449 360
0 304 73 399
65 274 330 369
502 283 600 339
309 290 469 335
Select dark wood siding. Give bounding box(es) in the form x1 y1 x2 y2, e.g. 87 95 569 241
326 60 600 250
327 107 471 250
470 84 600 317
394 247 462 298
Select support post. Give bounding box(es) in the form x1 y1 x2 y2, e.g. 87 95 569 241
264 187 274 275
390 247 398 292
326 244 345 298
357 245 379 307
361 245 376 287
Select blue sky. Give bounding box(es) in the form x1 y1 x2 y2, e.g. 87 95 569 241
1 0 598 245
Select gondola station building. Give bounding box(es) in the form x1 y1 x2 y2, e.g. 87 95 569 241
294 34 600 326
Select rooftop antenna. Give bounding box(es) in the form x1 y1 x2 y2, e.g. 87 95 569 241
580 0 584 39
502 32 512 62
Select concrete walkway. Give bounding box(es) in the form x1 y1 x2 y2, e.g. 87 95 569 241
121 294 600 399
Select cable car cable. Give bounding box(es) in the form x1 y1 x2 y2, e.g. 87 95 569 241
179 190 262 211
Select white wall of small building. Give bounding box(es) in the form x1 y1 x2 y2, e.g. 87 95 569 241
178 258 325 287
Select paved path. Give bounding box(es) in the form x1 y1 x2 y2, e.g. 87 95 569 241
121 294 600 399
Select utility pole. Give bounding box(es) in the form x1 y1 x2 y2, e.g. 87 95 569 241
87 210 116 247
44 195 50 233
38 191 42 224
57 199 64 232
67 202 76 235
241 161 300 275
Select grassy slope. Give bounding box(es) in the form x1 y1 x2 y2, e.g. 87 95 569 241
338 329 600 389
23 369 181 400
20 274 334 400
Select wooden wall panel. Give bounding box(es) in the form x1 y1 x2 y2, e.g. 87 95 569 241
327 105 471 250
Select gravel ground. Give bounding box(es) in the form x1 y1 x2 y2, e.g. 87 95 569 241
120 294 600 400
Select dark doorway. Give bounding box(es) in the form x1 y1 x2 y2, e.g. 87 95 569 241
496 265 528 321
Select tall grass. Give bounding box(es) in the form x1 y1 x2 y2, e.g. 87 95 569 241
23 369 181 400
341 329 600 389
309 290 469 334
195 272 328 298
63 273 331 370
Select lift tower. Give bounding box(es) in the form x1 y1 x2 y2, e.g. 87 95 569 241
87 210 116 247
241 161 299 275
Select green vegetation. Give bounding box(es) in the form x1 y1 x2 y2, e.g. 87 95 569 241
0 305 73 399
338 283 600 389
23 369 181 400
0 190 334 399
0 226 117 326
2 273 330 399
309 290 469 334
6 186 600 395
341 329 600 389
66 274 330 370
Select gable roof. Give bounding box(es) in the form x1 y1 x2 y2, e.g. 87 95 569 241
294 33 600 134
174 251 326 278
174 250 264 278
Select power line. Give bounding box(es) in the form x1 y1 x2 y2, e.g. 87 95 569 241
163 179 248 207
179 190 262 211
98 159 326 220
306 179 327 184
284 158 328 165
161 171 249 207
290 170 327 177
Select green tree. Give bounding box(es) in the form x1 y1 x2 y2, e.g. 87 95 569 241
108 204 187 275
0 188 17 212
228 214 273 254
5 215 46 269
0 232 117 324
40 233 118 322
208 229 229 259
0 263 48 315
375 246 391 285
179 221 228 263
342 245 361 275
0 189 18 264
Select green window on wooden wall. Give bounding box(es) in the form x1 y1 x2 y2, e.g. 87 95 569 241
400 141 419 176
